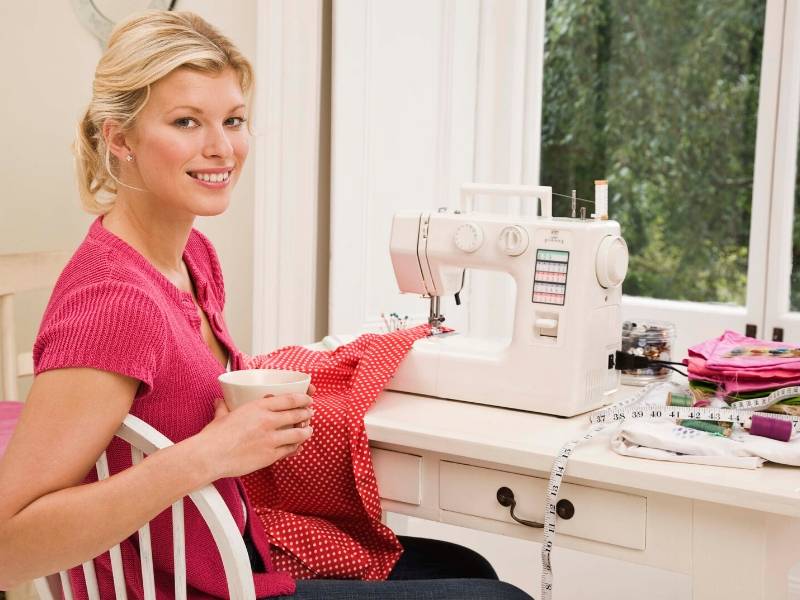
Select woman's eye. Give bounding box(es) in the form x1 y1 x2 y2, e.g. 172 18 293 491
174 117 199 128
226 117 247 128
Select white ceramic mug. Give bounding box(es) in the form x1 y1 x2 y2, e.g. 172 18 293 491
218 368 311 411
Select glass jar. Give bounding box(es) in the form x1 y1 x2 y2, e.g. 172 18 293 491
620 320 676 385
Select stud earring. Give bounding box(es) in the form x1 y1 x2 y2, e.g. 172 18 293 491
126 154 134 162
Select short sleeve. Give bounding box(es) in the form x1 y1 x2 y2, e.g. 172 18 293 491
33 282 167 395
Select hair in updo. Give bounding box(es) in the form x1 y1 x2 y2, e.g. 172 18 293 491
75 10 253 213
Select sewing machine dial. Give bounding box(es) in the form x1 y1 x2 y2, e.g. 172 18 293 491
498 225 529 256
595 235 629 288
454 223 484 253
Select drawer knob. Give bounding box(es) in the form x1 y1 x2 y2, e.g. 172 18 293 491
556 498 575 520
496 486 544 529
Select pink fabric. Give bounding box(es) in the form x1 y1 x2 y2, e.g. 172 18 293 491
686 357 800 392
33 217 294 599
0 401 23 458
687 330 800 392
689 330 800 370
241 326 433 581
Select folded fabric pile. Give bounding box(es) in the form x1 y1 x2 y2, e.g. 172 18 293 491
610 382 800 469
609 330 800 469
685 330 800 415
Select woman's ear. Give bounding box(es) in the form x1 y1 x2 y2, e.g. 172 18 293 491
102 118 134 163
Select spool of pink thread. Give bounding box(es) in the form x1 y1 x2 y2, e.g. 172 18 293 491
749 414 793 442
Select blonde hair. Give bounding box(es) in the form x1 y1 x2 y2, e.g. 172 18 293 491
75 10 254 213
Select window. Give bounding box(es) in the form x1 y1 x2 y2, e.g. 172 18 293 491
791 111 800 311
540 0 765 306
764 0 800 341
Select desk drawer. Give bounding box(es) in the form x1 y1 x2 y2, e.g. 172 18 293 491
440 461 646 550
372 448 422 505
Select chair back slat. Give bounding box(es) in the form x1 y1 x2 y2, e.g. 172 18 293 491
94 452 129 599
32 573 61 600
80 459 103 600
59 572 74 600
172 499 187 600
108 545 128 600
131 445 157 600
131 446 144 466
107 513 129 595
138 522 157 600
95 451 110 480
82 560 100 600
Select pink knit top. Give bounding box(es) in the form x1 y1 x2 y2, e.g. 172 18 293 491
33 217 295 598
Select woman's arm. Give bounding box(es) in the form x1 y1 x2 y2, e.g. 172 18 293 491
0 368 312 589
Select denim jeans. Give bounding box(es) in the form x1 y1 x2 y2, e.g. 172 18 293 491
259 536 534 600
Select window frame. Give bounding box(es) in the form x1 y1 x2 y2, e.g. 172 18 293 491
536 0 790 358
764 0 800 341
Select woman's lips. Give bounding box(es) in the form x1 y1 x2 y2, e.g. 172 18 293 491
187 169 233 188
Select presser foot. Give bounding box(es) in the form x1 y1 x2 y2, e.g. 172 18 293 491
427 328 458 337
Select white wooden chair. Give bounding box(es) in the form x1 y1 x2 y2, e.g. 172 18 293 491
0 251 256 600
32 415 257 600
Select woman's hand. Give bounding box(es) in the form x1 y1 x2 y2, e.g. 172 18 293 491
198 391 314 479
297 383 316 429
285 383 316 457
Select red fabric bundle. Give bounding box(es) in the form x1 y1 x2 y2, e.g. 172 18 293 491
241 325 432 580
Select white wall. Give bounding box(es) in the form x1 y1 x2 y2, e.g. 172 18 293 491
329 2 691 597
0 1 258 399
329 0 545 338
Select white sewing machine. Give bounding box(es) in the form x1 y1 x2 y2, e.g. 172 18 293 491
387 183 630 417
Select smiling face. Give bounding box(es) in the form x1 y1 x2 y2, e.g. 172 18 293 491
122 67 249 218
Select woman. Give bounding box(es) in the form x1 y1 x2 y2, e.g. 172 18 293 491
0 10 531 600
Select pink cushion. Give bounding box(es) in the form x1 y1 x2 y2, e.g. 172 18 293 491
0 401 24 458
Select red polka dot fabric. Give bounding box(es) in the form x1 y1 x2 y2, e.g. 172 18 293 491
241 324 434 580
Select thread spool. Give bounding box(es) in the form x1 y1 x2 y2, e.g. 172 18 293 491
679 420 731 437
667 392 693 407
749 414 793 442
593 180 608 220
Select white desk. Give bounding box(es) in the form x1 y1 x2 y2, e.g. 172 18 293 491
366 389 800 600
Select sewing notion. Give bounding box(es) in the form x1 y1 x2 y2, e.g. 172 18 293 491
387 182 629 417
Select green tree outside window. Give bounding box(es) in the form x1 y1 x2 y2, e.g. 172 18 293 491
541 0 765 305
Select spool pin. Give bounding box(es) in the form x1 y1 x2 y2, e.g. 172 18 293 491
679 419 730 437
